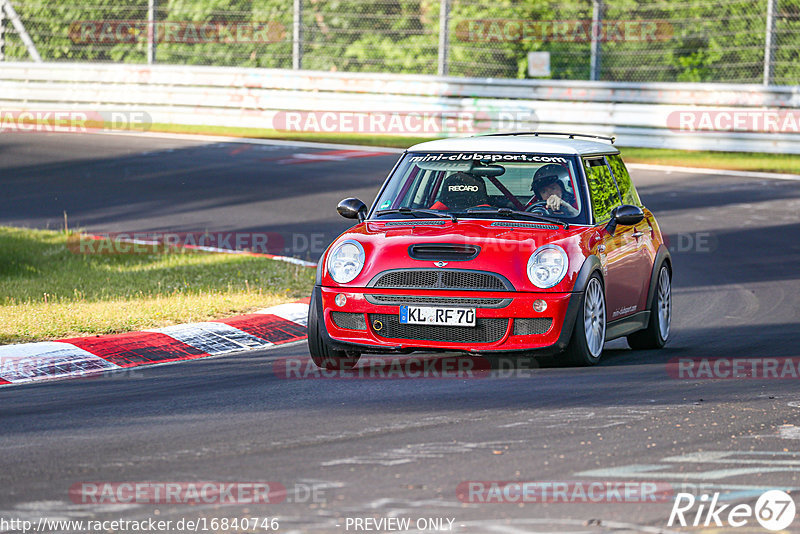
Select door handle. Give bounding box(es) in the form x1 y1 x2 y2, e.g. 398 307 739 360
632 231 644 238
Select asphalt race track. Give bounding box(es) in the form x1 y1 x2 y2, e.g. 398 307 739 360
2 133 800 533
0 133 399 261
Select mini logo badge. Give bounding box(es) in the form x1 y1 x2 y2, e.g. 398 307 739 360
434 261 448 267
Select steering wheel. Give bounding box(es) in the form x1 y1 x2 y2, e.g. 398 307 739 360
525 200 551 215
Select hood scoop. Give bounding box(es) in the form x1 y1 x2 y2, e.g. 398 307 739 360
408 243 480 261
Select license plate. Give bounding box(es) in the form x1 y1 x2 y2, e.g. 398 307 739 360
399 305 476 327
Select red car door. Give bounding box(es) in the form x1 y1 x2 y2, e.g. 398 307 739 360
584 157 649 320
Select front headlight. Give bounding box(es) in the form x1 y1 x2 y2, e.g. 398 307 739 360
527 244 568 289
327 240 365 284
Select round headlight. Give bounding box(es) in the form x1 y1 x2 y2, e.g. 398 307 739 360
327 240 365 284
527 244 568 289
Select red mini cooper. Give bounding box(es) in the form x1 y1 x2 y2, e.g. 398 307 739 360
307 133 672 368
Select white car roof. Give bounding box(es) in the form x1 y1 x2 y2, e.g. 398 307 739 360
407 134 619 156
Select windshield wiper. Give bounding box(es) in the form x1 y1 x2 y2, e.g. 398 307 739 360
464 207 568 229
374 208 457 222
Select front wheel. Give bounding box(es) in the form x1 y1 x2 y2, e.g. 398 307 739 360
564 275 606 366
307 289 361 370
627 265 671 350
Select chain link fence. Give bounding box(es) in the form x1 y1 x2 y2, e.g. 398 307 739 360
1 0 797 85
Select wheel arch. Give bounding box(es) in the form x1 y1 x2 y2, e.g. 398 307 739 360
555 254 604 351
645 245 672 311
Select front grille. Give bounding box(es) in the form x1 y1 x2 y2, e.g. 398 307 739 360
369 269 512 291
513 318 553 335
330 311 367 330
365 294 510 308
369 314 509 343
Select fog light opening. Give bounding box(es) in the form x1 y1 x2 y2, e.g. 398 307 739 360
533 299 548 313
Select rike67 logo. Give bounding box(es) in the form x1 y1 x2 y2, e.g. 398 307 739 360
668 490 796 531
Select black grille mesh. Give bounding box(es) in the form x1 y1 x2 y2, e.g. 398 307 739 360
369 314 508 343
513 318 553 335
330 311 367 330
366 295 508 308
371 270 509 291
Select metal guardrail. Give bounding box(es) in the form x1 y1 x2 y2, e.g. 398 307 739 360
1 62 799 154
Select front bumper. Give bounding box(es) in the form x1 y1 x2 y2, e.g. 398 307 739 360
318 286 580 355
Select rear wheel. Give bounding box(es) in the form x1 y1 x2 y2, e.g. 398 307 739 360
627 265 671 350
307 289 361 370
564 275 606 366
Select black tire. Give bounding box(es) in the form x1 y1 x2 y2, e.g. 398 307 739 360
627 264 671 350
307 288 361 370
564 274 606 366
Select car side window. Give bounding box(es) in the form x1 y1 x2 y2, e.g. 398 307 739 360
584 157 622 223
606 154 643 207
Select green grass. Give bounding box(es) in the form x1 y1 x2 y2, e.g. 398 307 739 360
0 227 315 344
619 147 800 174
148 123 800 174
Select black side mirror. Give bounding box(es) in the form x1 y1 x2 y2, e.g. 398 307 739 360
606 204 644 235
337 198 367 221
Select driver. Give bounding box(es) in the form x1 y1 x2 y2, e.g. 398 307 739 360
530 164 579 217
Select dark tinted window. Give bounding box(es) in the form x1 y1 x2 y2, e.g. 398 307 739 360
606 154 642 207
584 157 621 223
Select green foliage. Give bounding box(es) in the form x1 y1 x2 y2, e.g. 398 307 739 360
606 154 641 207
584 160 619 222
3 0 798 84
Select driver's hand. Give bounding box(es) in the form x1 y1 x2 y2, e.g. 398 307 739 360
546 194 564 212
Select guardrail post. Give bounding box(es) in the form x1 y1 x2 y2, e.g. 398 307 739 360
763 0 777 85
292 0 302 70
2 0 41 62
147 0 157 64
437 0 450 76
590 0 603 81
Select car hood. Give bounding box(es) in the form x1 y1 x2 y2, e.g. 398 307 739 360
322 218 597 292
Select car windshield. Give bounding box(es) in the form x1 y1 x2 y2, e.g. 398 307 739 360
371 152 588 224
